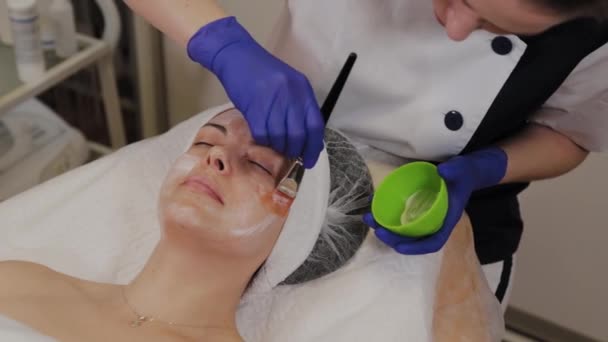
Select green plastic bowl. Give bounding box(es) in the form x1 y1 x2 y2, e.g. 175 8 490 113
371 162 448 237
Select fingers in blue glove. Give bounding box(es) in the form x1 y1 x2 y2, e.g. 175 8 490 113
393 219 456 255
266 93 288 154
374 228 419 248
285 105 306 160
268 91 296 158
188 17 326 168
437 156 468 183
362 212 381 230
392 187 465 255
247 98 272 147
362 213 418 248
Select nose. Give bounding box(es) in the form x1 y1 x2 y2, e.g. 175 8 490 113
444 2 481 41
206 147 230 175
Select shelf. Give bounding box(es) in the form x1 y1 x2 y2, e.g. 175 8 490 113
0 34 126 149
0 34 109 114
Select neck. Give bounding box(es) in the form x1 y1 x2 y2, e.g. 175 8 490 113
124 235 253 332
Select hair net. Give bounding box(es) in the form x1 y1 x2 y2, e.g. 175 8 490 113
281 128 374 285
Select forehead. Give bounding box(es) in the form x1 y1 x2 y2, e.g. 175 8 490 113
208 109 248 129
196 109 252 141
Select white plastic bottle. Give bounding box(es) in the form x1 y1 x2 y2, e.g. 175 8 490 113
49 0 77 58
38 0 56 50
7 0 46 82
0 0 13 45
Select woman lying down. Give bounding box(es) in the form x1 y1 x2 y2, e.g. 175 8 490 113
0 108 372 341
0 108 503 341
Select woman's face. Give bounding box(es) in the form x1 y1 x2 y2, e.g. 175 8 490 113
432 0 572 41
158 109 290 258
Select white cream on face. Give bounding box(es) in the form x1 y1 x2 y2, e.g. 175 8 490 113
228 214 281 238
166 154 198 183
161 150 283 243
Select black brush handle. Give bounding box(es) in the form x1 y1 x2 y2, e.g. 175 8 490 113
320 52 358 124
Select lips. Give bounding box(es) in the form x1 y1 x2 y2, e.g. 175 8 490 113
182 176 224 205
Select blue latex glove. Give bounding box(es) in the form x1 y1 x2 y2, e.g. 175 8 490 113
363 147 508 254
187 16 324 168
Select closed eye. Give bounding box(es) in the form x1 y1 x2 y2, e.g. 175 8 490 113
250 160 272 176
194 141 273 176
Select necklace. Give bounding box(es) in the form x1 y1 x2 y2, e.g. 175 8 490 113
121 287 212 330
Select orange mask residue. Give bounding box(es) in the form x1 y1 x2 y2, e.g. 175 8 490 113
261 190 294 217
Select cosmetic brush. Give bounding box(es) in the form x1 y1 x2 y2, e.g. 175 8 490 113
271 52 358 213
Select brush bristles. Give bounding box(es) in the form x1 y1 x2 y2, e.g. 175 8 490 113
277 178 298 198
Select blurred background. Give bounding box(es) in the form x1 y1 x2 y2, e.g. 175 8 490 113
0 1 606 341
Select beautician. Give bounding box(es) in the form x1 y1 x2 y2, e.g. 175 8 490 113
123 0 608 308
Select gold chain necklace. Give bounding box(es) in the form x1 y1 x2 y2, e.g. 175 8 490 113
121 287 215 330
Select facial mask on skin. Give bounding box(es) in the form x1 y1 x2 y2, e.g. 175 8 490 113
149 105 327 294
228 214 281 238
161 152 281 242
165 154 198 184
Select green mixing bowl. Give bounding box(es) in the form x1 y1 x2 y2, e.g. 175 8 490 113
371 162 448 237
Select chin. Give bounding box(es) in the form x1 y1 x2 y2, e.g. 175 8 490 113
158 192 283 258
160 199 212 233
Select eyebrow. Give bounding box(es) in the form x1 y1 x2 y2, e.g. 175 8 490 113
202 123 227 135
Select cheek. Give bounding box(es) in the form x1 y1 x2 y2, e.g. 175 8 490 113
246 216 287 257
223 211 287 259
158 154 285 255
158 154 203 228
159 154 199 197
164 190 285 259
162 181 281 242
221 185 280 236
